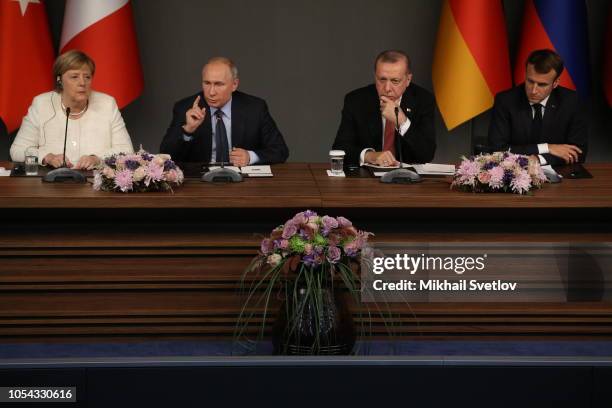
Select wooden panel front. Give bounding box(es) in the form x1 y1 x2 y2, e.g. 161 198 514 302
0 163 611 341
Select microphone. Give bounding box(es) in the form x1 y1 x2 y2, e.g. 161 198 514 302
42 105 86 183
394 107 403 167
380 105 421 184
62 107 70 168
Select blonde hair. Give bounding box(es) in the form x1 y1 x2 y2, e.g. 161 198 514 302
53 50 96 92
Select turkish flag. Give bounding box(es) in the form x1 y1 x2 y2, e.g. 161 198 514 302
60 0 143 109
0 0 55 133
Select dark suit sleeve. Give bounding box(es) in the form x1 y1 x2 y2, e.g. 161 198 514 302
487 93 539 156
332 94 363 165
541 99 589 165
159 101 193 161
401 91 436 163
252 101 289 164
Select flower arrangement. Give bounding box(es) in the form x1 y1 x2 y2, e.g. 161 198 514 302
260 210 371 269
451 152 547 195
93 149 184 193
234 210 373 355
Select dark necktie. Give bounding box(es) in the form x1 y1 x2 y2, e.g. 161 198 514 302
214 110 230 163
530 103 543 143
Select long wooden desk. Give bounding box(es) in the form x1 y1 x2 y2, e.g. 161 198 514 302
1 162 611 341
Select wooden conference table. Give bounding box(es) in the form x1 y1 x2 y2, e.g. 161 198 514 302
0 162 611 341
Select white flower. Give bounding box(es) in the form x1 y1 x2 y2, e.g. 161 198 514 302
133 167 146 182
267 253 282 267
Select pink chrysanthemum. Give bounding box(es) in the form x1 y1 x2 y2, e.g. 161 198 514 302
457 160 480 185
145 162 164 185
114 170 134 192
511 170 531 194
488 166 505 189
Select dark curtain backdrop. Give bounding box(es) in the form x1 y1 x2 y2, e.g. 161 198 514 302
4 0 609 163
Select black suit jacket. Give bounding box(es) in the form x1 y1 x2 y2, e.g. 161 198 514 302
332 83 436 165
487 85 588 165
160 91 289 164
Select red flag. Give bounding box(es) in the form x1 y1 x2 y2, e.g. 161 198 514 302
0 0 55 133
60 0 143 108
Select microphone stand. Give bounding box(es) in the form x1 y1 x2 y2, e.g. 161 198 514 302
43 107 86 183
201 144 242 183
380 106 421 184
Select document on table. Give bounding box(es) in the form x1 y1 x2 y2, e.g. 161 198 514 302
241 165 273 177
0 167 11 177
411 163 455 175
365 162 455 177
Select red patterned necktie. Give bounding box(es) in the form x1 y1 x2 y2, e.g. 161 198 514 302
383 119 396 156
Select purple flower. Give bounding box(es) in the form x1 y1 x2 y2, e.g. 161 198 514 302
282 223 297 239
503 170 514 185
344 240 359 257
483 161 497 170
124 159 140 171
141 153 154 161
337 216 352 228
163 160 177 171
327 246 341 263
114 170 134 192
302 253 318 267
517 156 529 168
260 238 274 255
291 212 307 225
104 156 116 167
273 239 289 250
303 210 317 218
321 216 338 235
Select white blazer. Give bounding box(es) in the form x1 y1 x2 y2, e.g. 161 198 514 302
10 91 134 163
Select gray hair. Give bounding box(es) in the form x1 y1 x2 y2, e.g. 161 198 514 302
205 56 239 79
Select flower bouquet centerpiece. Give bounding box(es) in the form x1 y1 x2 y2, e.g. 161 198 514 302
93 149 184 193
452 152 547 195
234 210 372 355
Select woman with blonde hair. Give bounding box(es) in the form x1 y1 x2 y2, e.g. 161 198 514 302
10 50 134 170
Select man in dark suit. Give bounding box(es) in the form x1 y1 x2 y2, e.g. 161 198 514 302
332 50 435 166
488 49 587 165
160 57 289 166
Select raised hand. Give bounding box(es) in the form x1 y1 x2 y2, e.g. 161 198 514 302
183 95 206 134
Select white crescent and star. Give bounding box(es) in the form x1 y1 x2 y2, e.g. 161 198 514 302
13 0 40 16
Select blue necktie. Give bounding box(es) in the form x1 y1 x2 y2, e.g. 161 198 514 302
215 110 229 163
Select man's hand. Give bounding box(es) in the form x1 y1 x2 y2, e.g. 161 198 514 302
364 150 399 167
43 153 72 168
548 144 582 164
379 96 407 126
183 95 206 134
230 148 250 167
74 155 100 170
